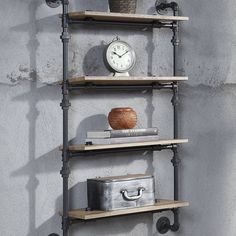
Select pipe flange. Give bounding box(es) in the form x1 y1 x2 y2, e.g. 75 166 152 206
156 217 170 234
46 0 61 8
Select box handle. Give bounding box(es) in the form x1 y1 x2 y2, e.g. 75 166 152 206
120 187 145 201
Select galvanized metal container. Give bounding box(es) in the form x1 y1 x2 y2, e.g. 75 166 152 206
87 174 155 211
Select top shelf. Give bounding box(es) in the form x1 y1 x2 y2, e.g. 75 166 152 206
68 76 188 85
68 11 189 26
66 76 188 90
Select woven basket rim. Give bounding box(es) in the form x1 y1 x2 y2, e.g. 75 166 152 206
109 0 137 13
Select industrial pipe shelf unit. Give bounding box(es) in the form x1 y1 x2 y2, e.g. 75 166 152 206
45 0 189 235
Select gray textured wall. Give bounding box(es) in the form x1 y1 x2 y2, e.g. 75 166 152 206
1 0 236 236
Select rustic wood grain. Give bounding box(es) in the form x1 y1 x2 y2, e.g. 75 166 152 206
68 11 189 22
68 200 189 220
68 76 188 85
67 139 189 152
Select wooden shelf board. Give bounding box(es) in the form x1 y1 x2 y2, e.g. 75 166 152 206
68 139 188 152
68 11 189 23
68 76 188 86
68 200 189 220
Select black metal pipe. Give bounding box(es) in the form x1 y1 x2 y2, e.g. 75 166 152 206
171 86 180 233
170 3 181 232
68 19 173 29
60 1 70 236
172 147 180 198
68 83 176 91
172 84 179 139
69 145 175 158
155 4 181 231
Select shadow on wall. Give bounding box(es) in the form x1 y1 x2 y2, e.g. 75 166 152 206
11 147 62 235
70 0 108 11
11 86 155 235
10 0 61 236
18 181 154 236
83 44 109 76
11 14 60 35
72 114 108 144
9 0 156 236
11 145 155 235
10 91 155 235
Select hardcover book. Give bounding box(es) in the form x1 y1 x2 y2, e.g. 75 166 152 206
87 128 158 139
85 135 159 145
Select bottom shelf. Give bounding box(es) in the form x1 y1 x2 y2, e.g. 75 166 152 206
68 200 189 220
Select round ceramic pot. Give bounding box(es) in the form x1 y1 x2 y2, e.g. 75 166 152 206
108 0 137 14
108 107 137 130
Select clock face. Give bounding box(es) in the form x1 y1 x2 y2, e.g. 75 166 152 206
105 40 136 73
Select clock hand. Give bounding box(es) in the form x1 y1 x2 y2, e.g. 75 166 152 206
112 51 122 58
120 50 129 57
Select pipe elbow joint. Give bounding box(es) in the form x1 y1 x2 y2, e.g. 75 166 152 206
171 222 180 232
170 2 179 11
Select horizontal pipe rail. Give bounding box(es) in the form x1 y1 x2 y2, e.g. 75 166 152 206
69 145 175 158
68 83 177 91
68 19 175 29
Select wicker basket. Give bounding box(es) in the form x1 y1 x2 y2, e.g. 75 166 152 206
108 0 137 14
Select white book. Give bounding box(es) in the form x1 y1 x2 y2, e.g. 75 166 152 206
87 131 111 139
87 128 159 139
85 135 159 145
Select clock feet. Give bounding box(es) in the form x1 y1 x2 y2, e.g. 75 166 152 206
112 72 130 77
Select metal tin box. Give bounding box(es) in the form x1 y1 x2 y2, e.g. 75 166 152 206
87 174 155 211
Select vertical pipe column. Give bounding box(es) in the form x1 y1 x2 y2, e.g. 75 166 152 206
171 5 181 231
156 2 184 234
60 1 71 236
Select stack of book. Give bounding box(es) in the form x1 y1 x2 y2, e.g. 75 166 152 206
85 128 159 145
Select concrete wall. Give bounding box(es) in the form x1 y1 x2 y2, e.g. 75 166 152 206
0 0 236 235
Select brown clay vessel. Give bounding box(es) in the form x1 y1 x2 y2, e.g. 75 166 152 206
108 107 137 130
